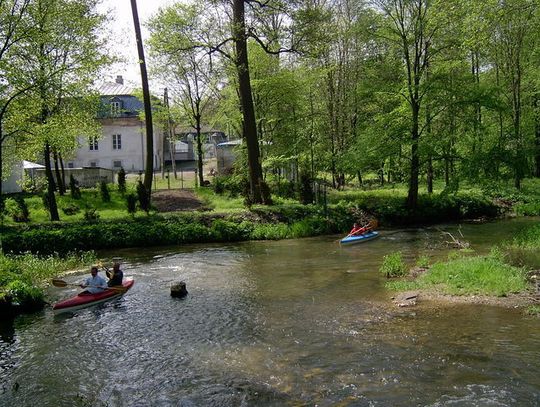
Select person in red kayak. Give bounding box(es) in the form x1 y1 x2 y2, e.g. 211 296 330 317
107 262 124 287
348 222 370 237
80 266 107 294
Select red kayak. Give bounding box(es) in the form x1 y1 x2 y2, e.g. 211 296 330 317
53 279 134 314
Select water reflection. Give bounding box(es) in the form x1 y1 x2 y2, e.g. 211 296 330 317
0 219 539 406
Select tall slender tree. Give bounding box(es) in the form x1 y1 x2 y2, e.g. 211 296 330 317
130 0 154 197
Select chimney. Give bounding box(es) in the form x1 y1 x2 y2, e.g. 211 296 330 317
115 75 124 85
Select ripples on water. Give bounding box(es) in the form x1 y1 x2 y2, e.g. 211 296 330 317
1 220 540 406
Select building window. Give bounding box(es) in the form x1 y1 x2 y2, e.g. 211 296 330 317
111 101 121 116
67 162 74 168
89 136 98 151
113 160 122 168
112 134 122 150
89 161 97 168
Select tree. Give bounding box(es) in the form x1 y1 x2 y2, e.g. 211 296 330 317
376 0 437 209
491 0 538 189
148 3 221 188
20 0 109 221
0 0 33 200
130 0 154 199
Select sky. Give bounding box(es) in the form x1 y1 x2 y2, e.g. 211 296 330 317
97 0 176 87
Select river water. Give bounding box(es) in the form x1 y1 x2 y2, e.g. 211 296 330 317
1 219 540 406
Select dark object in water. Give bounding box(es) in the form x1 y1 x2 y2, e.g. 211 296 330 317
171 281 188 298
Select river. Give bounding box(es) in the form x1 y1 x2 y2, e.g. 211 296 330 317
1 219 539 406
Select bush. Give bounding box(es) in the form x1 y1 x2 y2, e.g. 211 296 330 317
136 181 150 213
6 280 45 311
117 168 126 194
299 172 313 205
100 181 111 202
380 251 408 278
69 175 81 199
62 203 80 216
126 193 137 215
84 208 100 221
4 196 30 222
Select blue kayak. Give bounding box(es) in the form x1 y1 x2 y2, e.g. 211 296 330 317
340 231 380 245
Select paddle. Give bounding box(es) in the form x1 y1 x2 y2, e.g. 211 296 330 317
98 262 112 279
51 278 127 293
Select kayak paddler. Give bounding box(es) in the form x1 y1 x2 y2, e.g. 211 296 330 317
107 262 124 287
80 266 107 294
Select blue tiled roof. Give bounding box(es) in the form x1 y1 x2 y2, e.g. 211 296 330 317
97 81 142 118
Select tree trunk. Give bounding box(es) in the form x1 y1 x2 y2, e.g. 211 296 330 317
164 88 177 179
130 0 154 200
53 149 65 195
59 152 66 193
407 102 420 210
534 95 540 177
44 142 60 221
233 0 264 203
195 115 204 186
427 156 433 194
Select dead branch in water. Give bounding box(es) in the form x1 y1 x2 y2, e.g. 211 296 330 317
438 226 470 249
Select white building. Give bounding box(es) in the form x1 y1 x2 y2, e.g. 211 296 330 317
66 75 163 173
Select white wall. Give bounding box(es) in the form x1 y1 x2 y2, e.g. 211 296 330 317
2 162 23 193
69 118 163 173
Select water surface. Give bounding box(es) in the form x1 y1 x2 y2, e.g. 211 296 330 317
1 219 539 406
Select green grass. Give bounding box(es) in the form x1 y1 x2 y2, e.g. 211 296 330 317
386 250 529 297
525 305 540 316
0 251 97 286
0 251 97 311
195 187 245 212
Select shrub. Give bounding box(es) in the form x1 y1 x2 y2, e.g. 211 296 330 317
6 280 45 311
42 191 50 211
4 196 30 222
84 208 100 221
62 203 80 216
126 193 137 215
136 181 150 213
416 255 430 268
380 251 408 278
69 175 81 199
299 172 313 205
117 168 126 194
100 181 110 202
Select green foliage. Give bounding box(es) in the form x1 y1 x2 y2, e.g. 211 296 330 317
4 196 30 222
136 181 150 213
126 193 137 215
525 305 540 316
6 280 44 310
328 188 499 225
416 255 430 268
250 223 289 240
507 224 540 249
41 192 50 212
419 253 527 296
211 175 250 198
210 219 250 241
100 181 110 202
117 168 126 194
0 251 96 313
299 172 313 205
514 201 540 216
83 208 100 221
62 203 80 216
380 251 408 278
70 175 81 199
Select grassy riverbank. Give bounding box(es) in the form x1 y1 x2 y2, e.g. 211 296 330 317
0 251 96 317
1 178 539 317
384 225 540 314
